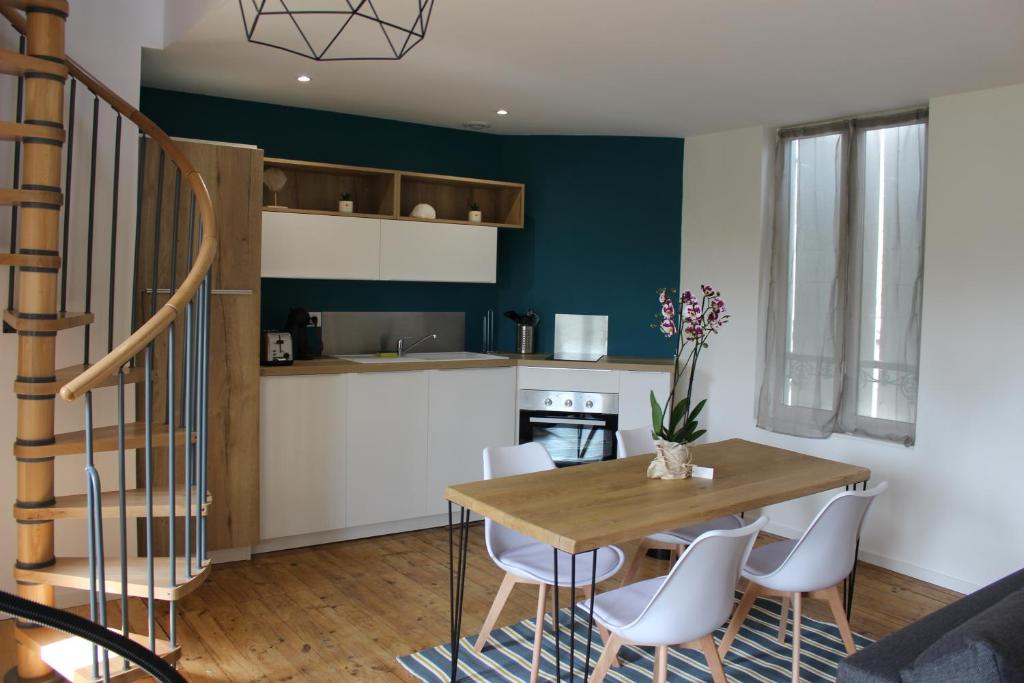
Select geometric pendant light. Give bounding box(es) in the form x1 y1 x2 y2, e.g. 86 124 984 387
239 0 436 61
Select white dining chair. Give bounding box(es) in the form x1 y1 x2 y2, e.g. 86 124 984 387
474 442 626 683
615 427 744 584
581 515 768 683
718 483 887 683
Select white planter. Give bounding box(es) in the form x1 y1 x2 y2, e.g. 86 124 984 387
338 200 354 214
468 210 482 223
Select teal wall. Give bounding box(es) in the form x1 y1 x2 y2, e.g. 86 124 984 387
140 88 682 357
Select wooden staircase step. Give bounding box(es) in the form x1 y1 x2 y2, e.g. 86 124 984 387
0 251 62 268
14 422 196 459
0 187 62 206
15 363 145 396
17 624 180 683
0 48 68 79
14 486 211 521
3 309 93 332
15 556 211 602
0 120 65 143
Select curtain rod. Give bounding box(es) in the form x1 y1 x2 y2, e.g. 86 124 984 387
778 105 928 139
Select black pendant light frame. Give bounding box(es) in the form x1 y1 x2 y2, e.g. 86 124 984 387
239 0 436 62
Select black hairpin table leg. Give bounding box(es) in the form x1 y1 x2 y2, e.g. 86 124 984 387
553 548 600 681
845 480 868 618
448 502 470 682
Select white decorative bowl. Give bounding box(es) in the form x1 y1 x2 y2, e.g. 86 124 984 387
410 203 437 219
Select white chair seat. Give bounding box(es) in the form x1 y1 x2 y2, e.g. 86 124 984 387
741 538 797 582
655 514 745 545
586 576 663 630
497 543 625 585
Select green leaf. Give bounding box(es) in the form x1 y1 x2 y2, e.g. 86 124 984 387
668 397 689 431
649 390 664 437
689 428 707 442
688 398 707 422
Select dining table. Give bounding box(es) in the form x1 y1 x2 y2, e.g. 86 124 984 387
444 437 871 682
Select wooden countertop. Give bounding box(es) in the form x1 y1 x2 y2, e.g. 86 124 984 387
260 353 673 377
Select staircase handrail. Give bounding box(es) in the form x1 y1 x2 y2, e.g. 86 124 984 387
0 4 218 402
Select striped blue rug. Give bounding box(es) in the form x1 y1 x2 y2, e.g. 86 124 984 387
398 595 873 681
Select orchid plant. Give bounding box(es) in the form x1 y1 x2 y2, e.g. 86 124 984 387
650 284 729 444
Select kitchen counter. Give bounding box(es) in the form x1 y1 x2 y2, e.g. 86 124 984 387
260 353 673 377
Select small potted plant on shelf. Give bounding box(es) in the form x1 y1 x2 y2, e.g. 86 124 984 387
338 192 354 214
646 285 729 479
468 201 482 223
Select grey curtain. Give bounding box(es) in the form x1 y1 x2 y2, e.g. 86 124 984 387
757 110 927 446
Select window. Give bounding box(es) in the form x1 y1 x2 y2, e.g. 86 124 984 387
758 110 927 446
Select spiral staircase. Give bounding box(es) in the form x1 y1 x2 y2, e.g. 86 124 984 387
1 1 215 681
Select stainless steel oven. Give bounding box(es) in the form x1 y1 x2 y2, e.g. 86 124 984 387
518 389 619 467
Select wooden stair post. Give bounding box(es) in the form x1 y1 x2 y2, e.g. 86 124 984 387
9 1 68 682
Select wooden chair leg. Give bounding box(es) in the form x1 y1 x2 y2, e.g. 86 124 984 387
654 645 669 683
825 584 857 655
718 582 761 658
778 594 790 644
621 539 652 586
699 634 728 683
529 583 548 683
474 572 517 653
590 633 623 683
791 591 802 683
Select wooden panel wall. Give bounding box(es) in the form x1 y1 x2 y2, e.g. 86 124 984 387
136 139 262 552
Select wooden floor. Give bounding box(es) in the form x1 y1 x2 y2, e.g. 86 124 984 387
1 525 961 682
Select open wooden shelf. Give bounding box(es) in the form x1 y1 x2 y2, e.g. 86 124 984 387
398 170 524 228
262 157 525 229
263 157 396 217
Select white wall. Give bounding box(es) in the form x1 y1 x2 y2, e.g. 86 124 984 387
680 83 1024 594
0 0 164 602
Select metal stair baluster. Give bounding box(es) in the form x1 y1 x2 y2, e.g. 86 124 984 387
106 113 122 355
83 95 98 364
6 35 24 319
58 77 76 314
167 320 176 646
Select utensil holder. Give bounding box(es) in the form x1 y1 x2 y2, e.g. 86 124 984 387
516 323 535 354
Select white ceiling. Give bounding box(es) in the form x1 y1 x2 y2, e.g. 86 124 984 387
143 0 1024 137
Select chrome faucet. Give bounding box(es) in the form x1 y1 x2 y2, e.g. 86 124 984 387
396 333 438 357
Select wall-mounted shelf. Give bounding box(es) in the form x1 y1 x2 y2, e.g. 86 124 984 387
397 170 524 228
263 157 525 229
263 158 396 218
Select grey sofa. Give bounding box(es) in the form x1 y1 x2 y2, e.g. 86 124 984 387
838 567 1024 682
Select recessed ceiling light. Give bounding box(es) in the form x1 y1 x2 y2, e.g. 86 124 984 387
496 109 509 116
297 74 311 83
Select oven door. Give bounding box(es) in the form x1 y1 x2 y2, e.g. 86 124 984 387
519 410 619 466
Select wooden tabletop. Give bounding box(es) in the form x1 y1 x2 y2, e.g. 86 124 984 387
445 438 871 554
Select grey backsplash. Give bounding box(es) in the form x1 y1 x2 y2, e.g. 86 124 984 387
321 312 465 355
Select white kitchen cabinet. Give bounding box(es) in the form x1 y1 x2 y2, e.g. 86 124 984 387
380 219 497 283
261 210 381 280
346 371 430 526
426 367 516 515
259 375 348 539
618 371 672 432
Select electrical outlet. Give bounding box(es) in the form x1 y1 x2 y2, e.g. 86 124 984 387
308 311 323 327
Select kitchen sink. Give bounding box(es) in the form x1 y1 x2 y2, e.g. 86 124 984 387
332 351 508 364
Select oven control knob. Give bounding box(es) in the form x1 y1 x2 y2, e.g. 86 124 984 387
543 398 553 407
585 400 594 409
564 399 573 408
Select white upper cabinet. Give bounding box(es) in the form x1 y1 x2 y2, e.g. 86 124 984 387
380 219 497 283
261 211 381 280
